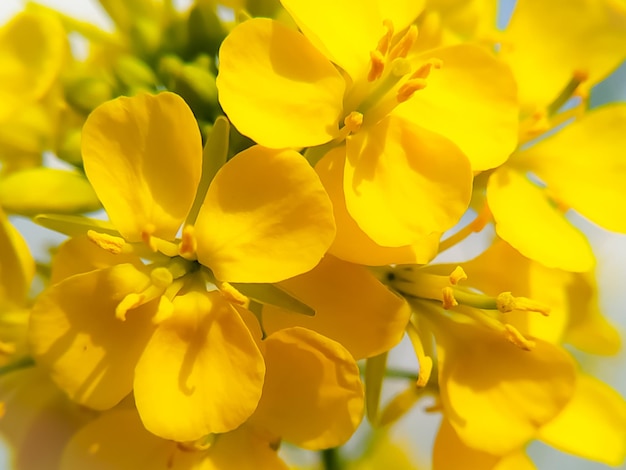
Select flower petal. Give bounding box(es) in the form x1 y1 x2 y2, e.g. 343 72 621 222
195 146 336 283
216 18 345 148
430 314 577 455
82 92 202 242
29 264 158 410
538 374 626 467
396 44 519 171
0 11 65 120
504 0 626 108
134 290 265 441
315 147 440 265
0 207 34 308
522 105 626 233
487 166 595 272
250 327 364 449
262 255 411 360
281 0 424 79
344 115 471 247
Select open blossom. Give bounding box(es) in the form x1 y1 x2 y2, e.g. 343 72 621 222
216 0 518 263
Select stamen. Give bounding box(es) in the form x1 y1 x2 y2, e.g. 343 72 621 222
141 224 158 252
406 319 433 387
497 292 550 316
218 281 249 307
442 286 458 309
116 293 145 321
396 78 427 103
504 324 535 351
87 230 126 254
389 25 418 60
368 50 386 82
376 19 394 56
179 225 197 259
547 69 589 116
343 111 363 133
449 266 467 285
410 59 442 80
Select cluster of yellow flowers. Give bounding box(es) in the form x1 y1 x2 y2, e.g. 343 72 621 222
0 0 625 469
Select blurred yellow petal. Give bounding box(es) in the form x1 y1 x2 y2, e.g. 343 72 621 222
29 264 158 410
564 272 621 355
0 207 34 308
82 92 202 242
504 0 626 107
434 419 500 470
216 18 345 148
487 166 595 272
250 327 364 449
134 290 265 441
493 452 536 470
344 115 471 247
396 45 518 171
281 0 424 79
431 315 576 455
316 147 440 265
522 105 626 233
196 146 335 283
262 255 411 360
0 11 65 120
539 374 626 466
0 168 100 216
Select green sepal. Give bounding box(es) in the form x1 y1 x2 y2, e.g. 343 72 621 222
365 351 388 427
34 214 119 238
232 282 316 317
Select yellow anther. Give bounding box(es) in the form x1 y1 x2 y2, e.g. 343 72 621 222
218 281 249 307
417 356 433 388
343 111 363 133
449 266 467 285
141 224 158 252
389 25 418 60
368 50 386 82
442 286 458 309
116 293 145 321
410 59 442 80
503 324 535 351
376 19 395 56
179 225 197 259
396 78 427 103
87 230 126 254
497 292 550 316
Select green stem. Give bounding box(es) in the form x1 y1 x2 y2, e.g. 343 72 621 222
0 356 35 376
321 447 341 470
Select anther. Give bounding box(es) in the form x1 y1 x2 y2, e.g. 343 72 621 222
449 266 467 285
87 230 126 254
218 281 249 307
179 225 197 259
442 287 458 309
389 25 418 60
396 78 428 103
141 224 158 252
497 292 550 316
503 324 535 351
368 50 386 82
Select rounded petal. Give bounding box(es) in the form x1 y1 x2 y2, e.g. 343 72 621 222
0 11 65 120
504 0 626 107
434 419 499 470
250 327 364 449
281 0 424 79
431 315 577 455
315 147 440 265
216 18 345 148
487 166 595 272
0 207 34 308
262 255 411 360
134 290 265 441
0 168 100 216
538 374 626 467
29 264 158 410
344 115 472 247
82 92 202 242
195 146 336 283
395 45 518 171
522 105 626 233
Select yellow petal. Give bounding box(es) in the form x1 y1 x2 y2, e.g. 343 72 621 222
216 18 345 148
29 264 158 410
250 327 364 449
522 105 626 233
564 272 621 355
134 290 265 441
493 452 536 470
503 0 626 108
344 115 471 247
430 314 577 455
0 168 101 216
281 0 424 79
62 409 287 470
433 419 500 470
0 11 65 120
82 92 202 242
396 45 518 171
50 236 144 284
1 368 91 470
487 166 595 272
538 374 626 467
262 255 411 360
0 207 34 308
195 146 336 283
315 147 440 265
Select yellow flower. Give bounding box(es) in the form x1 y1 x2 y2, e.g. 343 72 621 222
216 0 518 256
29 91 337 442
